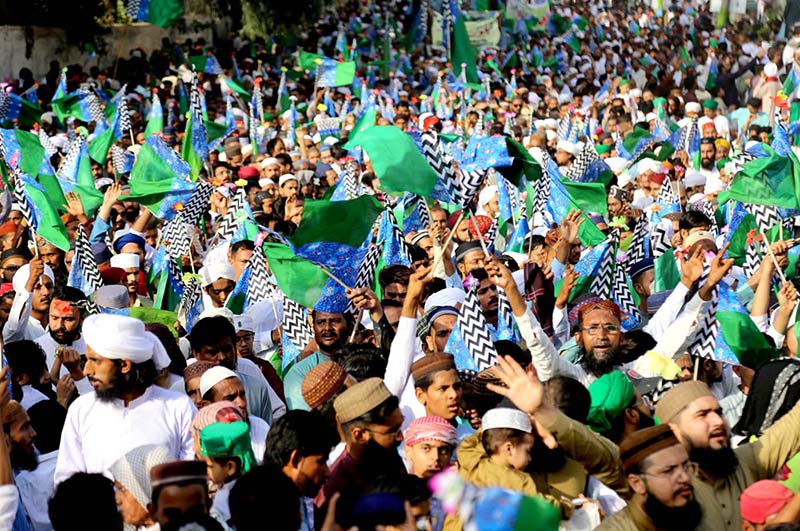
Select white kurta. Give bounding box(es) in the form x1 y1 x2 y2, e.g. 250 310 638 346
54 385 196 484
34 334 94 396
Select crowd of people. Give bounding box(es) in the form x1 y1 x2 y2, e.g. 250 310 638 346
1 0 800 530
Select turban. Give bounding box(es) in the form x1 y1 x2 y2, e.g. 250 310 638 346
82 314 171 369
468 215 494 239
586 371 635 433
200 263 235 287
405 416 457 447
12 263 54 294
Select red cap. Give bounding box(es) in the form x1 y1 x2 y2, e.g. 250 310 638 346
468 215 494 238
0 283 13 297
650 172 666 186
238 166 259 179
100 266 127 285
740 480 793 525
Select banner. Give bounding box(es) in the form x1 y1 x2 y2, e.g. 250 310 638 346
431 11 501 49
504 0 549 20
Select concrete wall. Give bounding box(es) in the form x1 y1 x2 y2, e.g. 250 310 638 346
0 23 214 80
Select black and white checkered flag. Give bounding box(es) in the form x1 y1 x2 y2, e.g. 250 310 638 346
685 264 719 361
85 89 106 126
216 187 248 240
346 243 382 314
110 145 129 176
126 0 141 17
532 152 552 220
590 233 618 299
282 298 314 351
117 93 131 137
415 196 431 228
57 137 81 178
497 288 515 334
556 114 571 140
743 239 761 279
190 69 203 122
161 213 191 262
342 161 361 200
246 246 272 306
483 216 498 252
457 288 498 372
420 132 458 203
182 181 214 227
746 203 781 235
38 128 58 158
626 217 649 267
73 224 103 293
610 253 641 329
388 208 412 260
727 151 756 177
703 201 718 238
564 139 598 181
11 172 35 230
655 177 678 206
650 221 671 258
176 275 202 324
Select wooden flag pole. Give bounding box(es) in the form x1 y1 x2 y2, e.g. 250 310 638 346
431 210 463 272
758 227 788 284
320 266 350 290
469 214 491 258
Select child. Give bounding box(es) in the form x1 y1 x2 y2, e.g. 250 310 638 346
404 415 458 479
200 420 257 527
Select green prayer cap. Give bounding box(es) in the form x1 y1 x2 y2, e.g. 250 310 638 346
586 371 635 433
702 99 718 110
619 79 629 86
596 144 612 155
200 421 256 476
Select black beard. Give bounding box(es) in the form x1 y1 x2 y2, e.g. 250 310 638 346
50 328 80 345
690 446 739 478
701 159 714 170
94 368 125 403
10 443 37 471
644 495 702 531
581 350 619 377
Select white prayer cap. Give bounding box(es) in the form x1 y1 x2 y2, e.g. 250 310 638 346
688 192 706 205
198 306 235 322
645 112 657 122
278 174 297 187
199 263 235 287
605 157 628 174
110 253 140 270
95 177 114 189
685 102 702 114
629 89 642 98
215 185 232 199
41 111 56 125
259 178 276 188
637 159 662 175
684 170 707 187
323 136 339 146
545 130 557 141
478 185 498 207
764 62 778 77
617 170 635 188
10 204 22 213
260 157 279 169
199 366 239 397
12 263 54 294
95 285 129 309
557 93 572 105
482 407 532 433
233 314 255 333
423 288 466 313
83 313 171 369
556 140 578 156
531 226 549 237
704 178 726 195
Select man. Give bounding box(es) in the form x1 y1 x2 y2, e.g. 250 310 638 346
471 268 499 330
34 286 95 395
1 401 37 473
110 253 143 307
4 258 53 342
404 415 456 479
378 265 411 303
189 315 280 423
455 241 485 279
233 314 284 402
228 240 254 281
149 460 211 530
555 140 577 170
283 310 353 410
411 353 472 441
54 314 196 483
315 378 406 524
4 340 54 410
264 410 339 531
278 174 299 198
0 249 28 282
654 380 800 531
198 366 271 459
629 259 655 314
597 424 701 531
200 263 236 308
260 157 280 182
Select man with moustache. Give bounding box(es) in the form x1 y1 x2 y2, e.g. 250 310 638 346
315 378 406 526
654 381 800 531
597 424 701 531
4 258 54 342
54 314 195 483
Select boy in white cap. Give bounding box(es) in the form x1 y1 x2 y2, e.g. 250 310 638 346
200 263 236 308
54 314 196 483
555 140 577 170
110 253 145 307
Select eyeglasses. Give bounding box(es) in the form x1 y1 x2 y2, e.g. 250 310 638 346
641 461 698 480
581 323 620 336
366 425 403 438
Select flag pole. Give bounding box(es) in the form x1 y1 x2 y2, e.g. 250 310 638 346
319 266 350 290
431 210 463 272
758 227 788 284
348 309 363 343
693 356 699 381
469 213 491 258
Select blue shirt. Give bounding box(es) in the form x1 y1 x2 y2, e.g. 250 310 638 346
284 352 329 410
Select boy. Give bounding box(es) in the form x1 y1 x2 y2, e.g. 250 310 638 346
404 415 457 479
199 420 257 527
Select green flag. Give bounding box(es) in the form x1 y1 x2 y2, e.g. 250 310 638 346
140 0 183 27
653 248 680 293
124 138 196 219
622 126 653 153
726 146 800 209
560 178 608 216
452 16 480 84
343 126 437 196
262 242 329 308
298 51 326 71
291 196 384 249
18 174 70 251
181 113 204 178
349 109 377 144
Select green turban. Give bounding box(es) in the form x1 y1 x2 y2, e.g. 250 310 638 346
596 144 612 155
586 371 635 433
702 99 718 110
